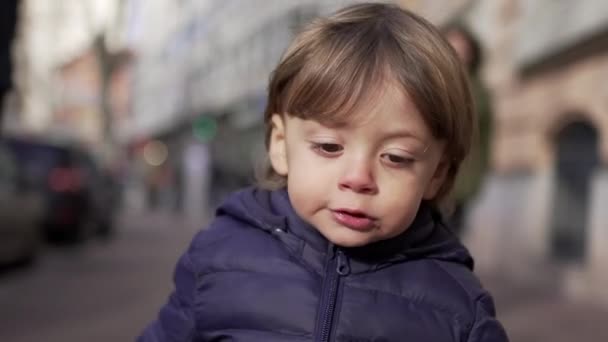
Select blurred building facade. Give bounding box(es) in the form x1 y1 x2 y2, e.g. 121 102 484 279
9 0 129 161
402 0 608 305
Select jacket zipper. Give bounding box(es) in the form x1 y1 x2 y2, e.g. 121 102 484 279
318 248 350 342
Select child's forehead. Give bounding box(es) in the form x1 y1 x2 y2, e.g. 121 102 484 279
305 81 420 126
292 88 432 142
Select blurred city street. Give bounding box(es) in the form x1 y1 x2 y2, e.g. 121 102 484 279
0 209 607 342
1 0 608 341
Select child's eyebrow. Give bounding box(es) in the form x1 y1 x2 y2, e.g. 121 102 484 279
380 129 426 144
301 119 429 147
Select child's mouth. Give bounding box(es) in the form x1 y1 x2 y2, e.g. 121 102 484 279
331 209 375 231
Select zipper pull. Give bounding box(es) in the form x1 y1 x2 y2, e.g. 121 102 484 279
336 250 350 276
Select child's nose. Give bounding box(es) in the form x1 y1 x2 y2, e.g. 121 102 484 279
338 160 378 195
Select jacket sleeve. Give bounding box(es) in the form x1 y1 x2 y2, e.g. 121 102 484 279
466 294 509 342
138 250 198 342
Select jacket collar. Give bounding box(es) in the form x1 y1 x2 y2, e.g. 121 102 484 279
219 187 473 274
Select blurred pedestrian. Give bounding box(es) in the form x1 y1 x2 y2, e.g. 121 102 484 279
139 3 507 341
444 23 493 236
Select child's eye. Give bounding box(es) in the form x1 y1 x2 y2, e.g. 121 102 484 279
381 153 414 167
312 143 343 156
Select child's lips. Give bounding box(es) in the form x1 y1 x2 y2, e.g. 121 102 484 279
331 209 376 231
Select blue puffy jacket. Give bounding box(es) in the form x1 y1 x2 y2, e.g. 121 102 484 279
139 187 508 341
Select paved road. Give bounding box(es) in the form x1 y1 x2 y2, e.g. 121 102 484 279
480 271 608 342
1 210 607 342
0 211 199 342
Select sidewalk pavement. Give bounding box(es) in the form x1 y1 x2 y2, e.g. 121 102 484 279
115 208 211 232
480 272 608 342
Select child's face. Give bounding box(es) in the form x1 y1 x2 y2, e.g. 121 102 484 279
269 84 447 247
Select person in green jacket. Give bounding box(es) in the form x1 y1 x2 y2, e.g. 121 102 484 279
444 23 493 236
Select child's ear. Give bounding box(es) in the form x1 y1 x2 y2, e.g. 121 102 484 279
268 114 288 176
423 153 449 200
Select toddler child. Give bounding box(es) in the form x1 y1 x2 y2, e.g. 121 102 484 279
139 3 508 341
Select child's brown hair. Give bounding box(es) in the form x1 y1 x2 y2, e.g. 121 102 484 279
258 2 474 205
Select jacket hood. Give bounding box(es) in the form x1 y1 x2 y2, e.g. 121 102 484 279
216 187 474 271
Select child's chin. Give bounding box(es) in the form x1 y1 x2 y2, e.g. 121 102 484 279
326 231 376 248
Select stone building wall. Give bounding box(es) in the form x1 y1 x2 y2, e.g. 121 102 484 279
458 0 608 304
400 0 608 306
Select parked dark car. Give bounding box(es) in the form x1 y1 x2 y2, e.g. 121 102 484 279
5 136 119 241
0 140 43 265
